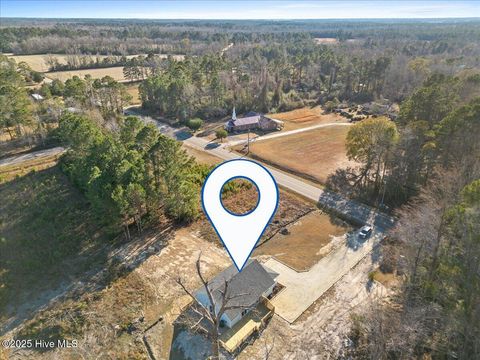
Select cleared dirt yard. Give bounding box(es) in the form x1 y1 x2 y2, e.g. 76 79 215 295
247 125 357 184
254 211 350 271
269 106 348 131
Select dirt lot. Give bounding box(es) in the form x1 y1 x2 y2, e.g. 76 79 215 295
246 125 357 184
269 106 348 131
254 211 350 271
237 253 392 360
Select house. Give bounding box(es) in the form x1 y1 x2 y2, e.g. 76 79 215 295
194 259 278 329
225 108 284 133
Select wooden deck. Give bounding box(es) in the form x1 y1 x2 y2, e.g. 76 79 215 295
219 297 274 353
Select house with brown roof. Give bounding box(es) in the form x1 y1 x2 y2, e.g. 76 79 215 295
224 108 284 133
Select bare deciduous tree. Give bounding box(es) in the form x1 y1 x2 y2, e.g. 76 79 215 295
176 253 250 359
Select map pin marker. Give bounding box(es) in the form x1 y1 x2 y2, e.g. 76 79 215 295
202 159 279 271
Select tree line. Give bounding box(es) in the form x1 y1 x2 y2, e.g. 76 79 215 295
341 77 480 359
330 72 480 208
54 114 209 239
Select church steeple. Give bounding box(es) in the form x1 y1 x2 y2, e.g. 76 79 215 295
232 106 237 121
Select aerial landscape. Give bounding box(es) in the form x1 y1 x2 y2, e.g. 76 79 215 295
0 1 479 359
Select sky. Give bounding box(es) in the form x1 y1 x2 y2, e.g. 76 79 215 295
1 1 479 20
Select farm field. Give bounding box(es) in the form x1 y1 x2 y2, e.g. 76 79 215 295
245 125 357 184
44 66 127 82
269 106 348 131
254 211 350 271
7 53 184 72
314 37 339 44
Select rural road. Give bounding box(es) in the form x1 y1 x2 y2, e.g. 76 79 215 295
2 111 394 326
132 112 394 230
1 113 393 231
135 114 395 323
0 146 65 167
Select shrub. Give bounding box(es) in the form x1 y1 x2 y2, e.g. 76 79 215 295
216 129 227 142
186 118 203 132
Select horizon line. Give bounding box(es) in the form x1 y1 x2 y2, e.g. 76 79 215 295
2 16 480 20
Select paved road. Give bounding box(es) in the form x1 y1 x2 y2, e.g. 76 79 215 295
135 113 394 230
0 146 65 167
227 122 352 147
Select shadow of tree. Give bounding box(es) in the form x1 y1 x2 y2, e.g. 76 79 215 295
0 167 174 346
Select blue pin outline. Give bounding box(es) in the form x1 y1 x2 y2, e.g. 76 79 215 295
201 159 279 272
219 175 260 217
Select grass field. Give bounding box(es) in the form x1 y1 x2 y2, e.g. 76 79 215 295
254 211 350 271
45 66 128 82
246 125 357 184
125 83 141 104
0 166 111 312
0 153 61 183
314 37 339 44
269 106 348 131
8 53 185 73
182 144 222 165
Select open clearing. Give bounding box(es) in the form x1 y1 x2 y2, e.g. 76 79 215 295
0 151 62 183
314 37 339 44
183 144 221 165
246 125 357 184
0 165 112 319
254 211 350 271
269 106 348 131
7 53 184 72
125 83 141 104
44 66 128 82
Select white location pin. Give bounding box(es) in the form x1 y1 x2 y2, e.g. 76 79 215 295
202 159 279 271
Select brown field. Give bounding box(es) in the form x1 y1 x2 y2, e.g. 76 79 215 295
246 125 357 184
125 83 141 104
0 153 60 183
182 144 222 166
314 37 339 44
44 66 127 82
269 106 348 131
7 53 185 73
254 211 350 271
